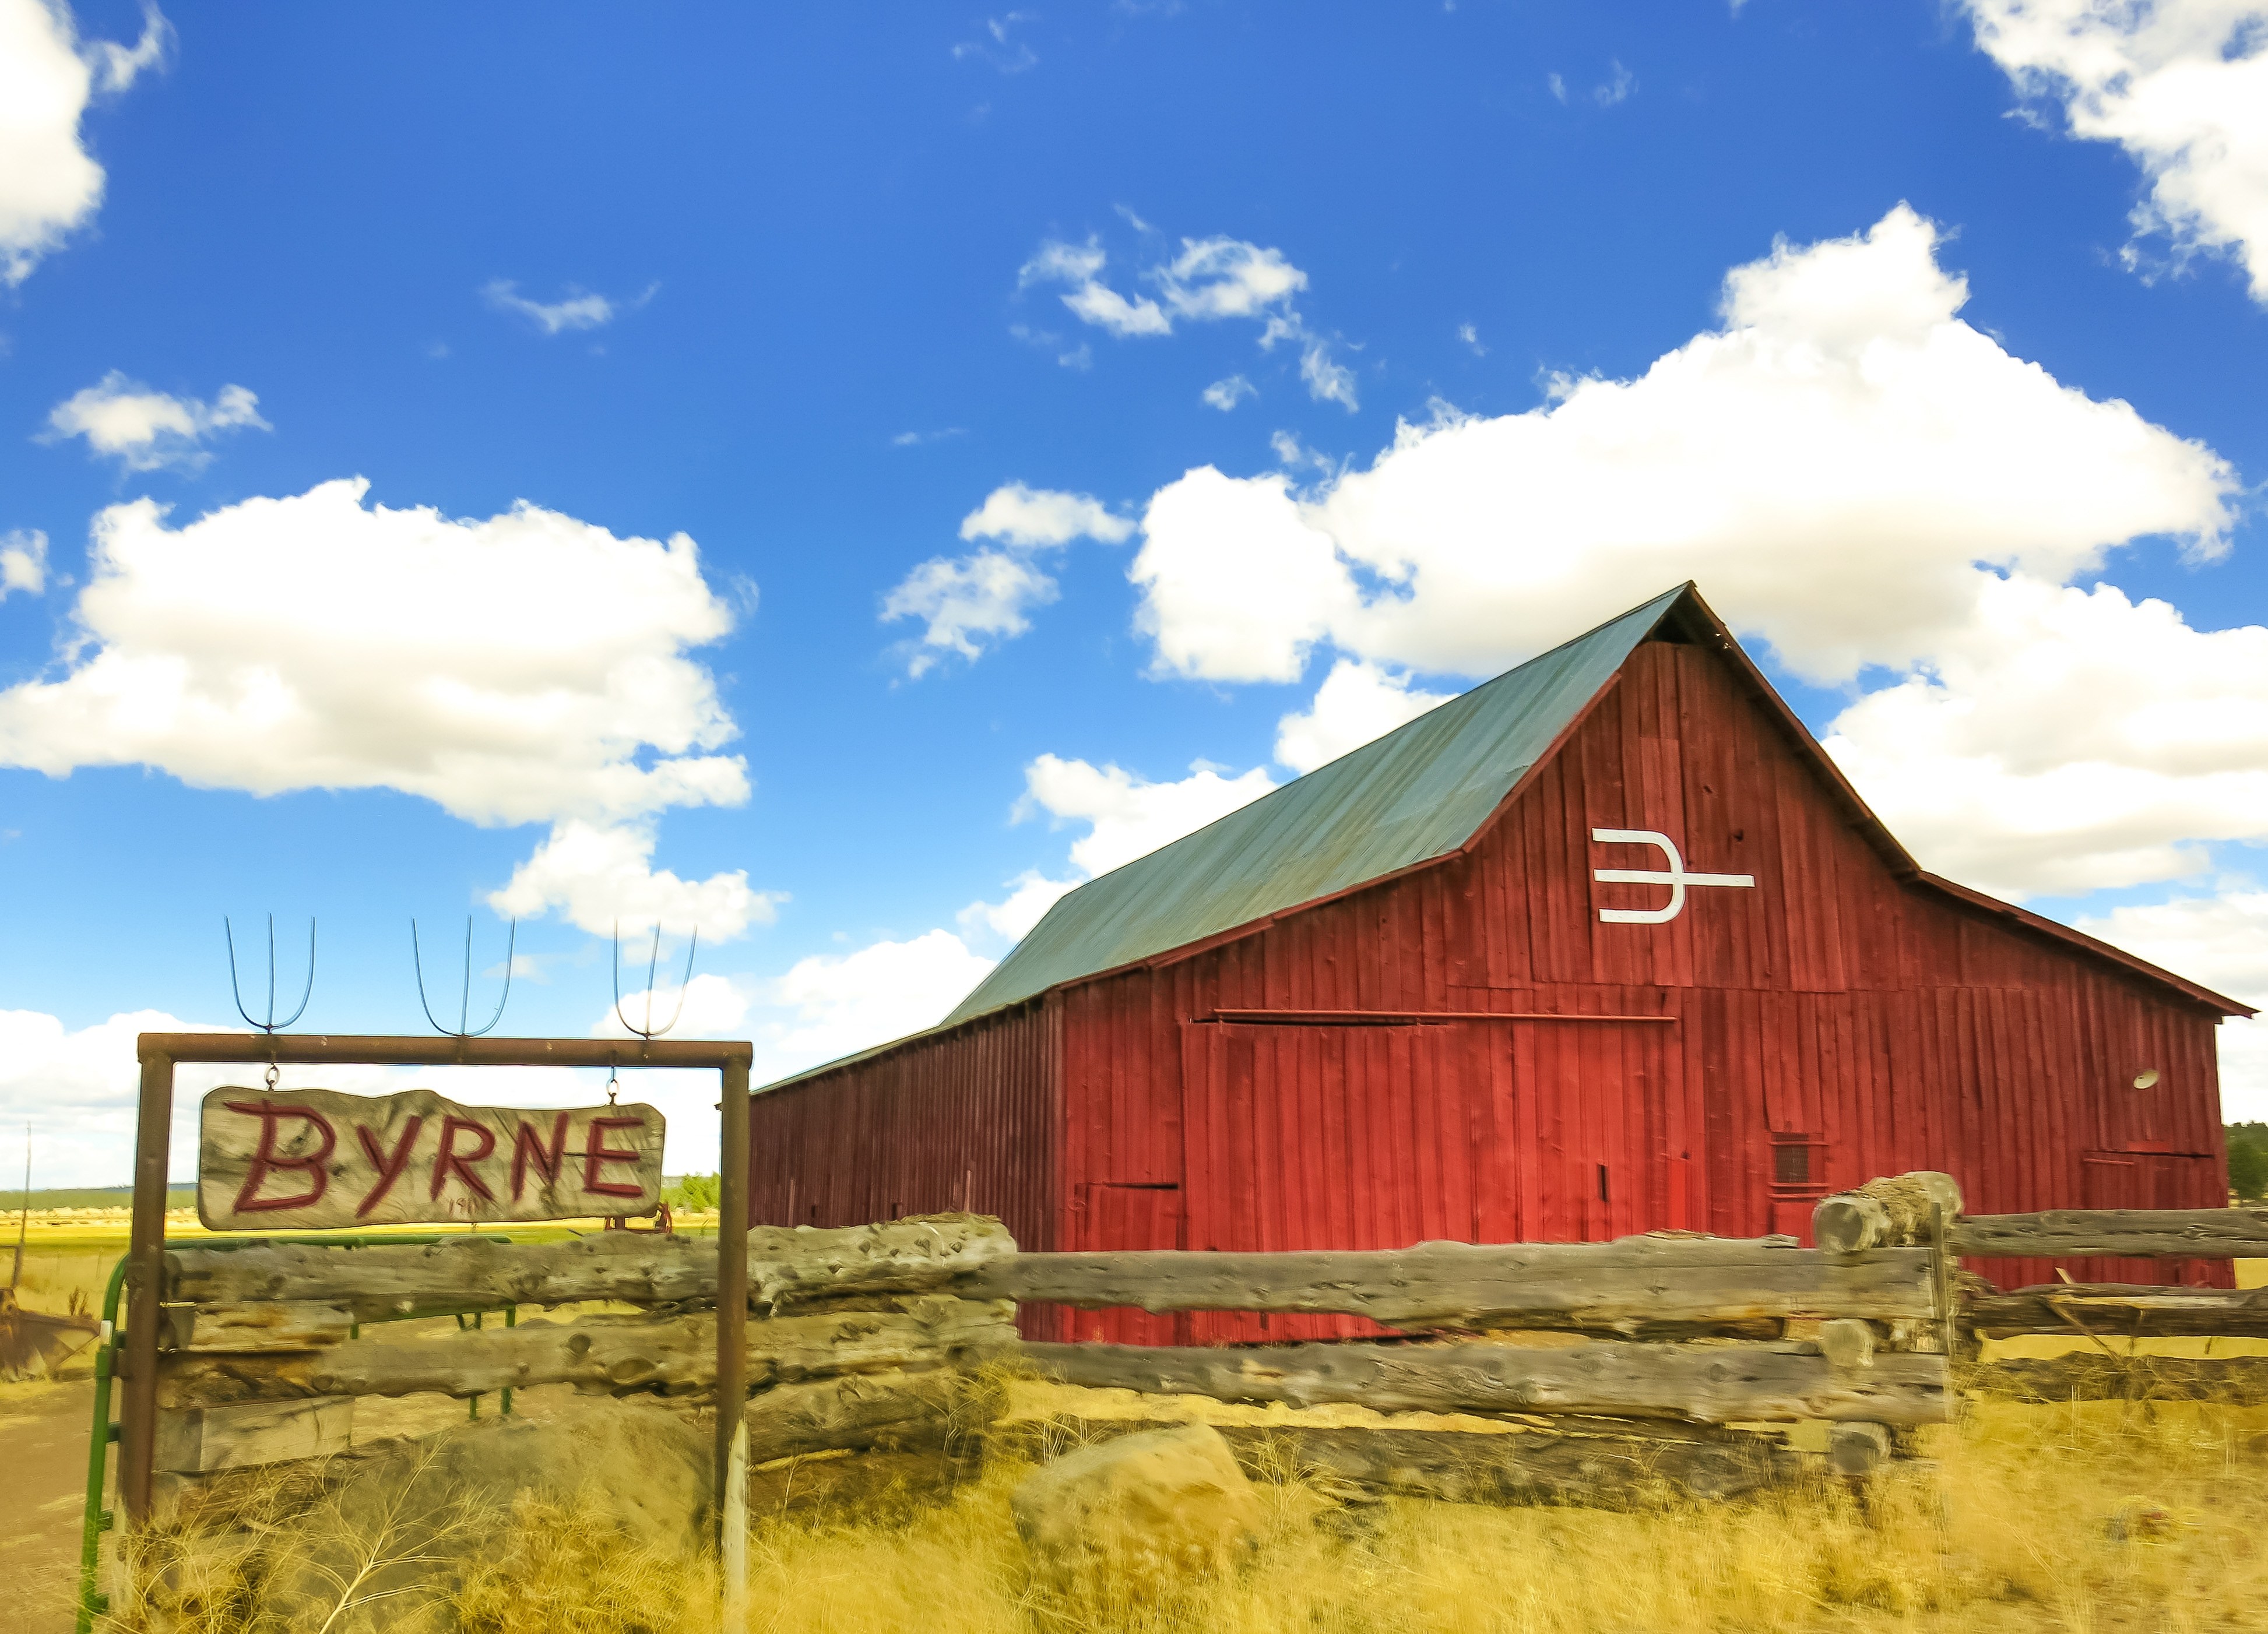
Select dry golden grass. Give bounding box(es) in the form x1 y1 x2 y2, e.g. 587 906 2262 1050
106 1391 2268 1634
722 1397 2268 1634
454 1488 716 1634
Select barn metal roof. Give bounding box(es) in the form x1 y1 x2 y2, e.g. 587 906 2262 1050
763 580 2248 1095
938 584 1690 1027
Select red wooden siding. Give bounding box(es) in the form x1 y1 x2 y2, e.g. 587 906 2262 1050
746 998 1064 1319
757 632 2235 1340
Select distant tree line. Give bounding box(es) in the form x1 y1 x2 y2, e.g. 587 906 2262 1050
664 1173 721 1211
2229 1124 2268 1203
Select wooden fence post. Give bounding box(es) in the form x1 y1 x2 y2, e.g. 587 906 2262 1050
715 1052 751 1623
721 1418 748 1634
121 1046 174 1525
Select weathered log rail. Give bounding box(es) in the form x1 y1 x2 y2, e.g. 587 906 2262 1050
961 1238 1935 1334
1806 1176 2268 1330
156 1297 1015 1408
1968 1282 2268 1340
168 1221 1932 1334
163 1214 1014 1321
1022 1338 1949 1425
1947 1208 2268 1261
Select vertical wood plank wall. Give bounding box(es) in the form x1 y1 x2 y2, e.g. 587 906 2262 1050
754 635 2233 1344
746 998 1066 1330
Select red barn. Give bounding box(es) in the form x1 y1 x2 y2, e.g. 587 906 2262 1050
750 584 2252 1337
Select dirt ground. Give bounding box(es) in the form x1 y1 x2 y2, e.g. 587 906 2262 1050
1 1378 100 1634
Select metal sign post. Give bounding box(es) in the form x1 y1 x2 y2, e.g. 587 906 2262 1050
118 1033 753 1527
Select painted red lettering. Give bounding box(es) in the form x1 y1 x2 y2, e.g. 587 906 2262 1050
354 1117 424 1219
428 1115 498 1202
511 1112 571 1200
224 1100 336 1214
581 1115 646 1200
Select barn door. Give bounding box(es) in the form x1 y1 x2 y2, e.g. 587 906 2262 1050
1180 1020 1488 1341
1182 1016 1676 1262
1181 1021 1486 1252
1491 1017 1678 1243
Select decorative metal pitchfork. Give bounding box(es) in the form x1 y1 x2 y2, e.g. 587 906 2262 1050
613 922 700 1041
412 917 517 1038
224 915 315 1034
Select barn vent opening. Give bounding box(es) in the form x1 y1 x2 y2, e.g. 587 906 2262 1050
1597 1163 1611 1202
1773 1142 1812 1187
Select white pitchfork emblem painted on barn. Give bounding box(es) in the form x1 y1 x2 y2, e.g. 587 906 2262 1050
1589 829 1756 924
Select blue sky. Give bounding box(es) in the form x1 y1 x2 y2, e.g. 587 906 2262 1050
5 0 2268 1183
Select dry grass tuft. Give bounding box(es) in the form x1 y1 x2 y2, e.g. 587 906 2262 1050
110 1443 494 1634
455 1487 715 1634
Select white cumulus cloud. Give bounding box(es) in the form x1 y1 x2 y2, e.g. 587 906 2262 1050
42 372 269 472
0 1008 216 1186
958 869 1082 942
1202 375 1256 411
883 483 1133 674
1131 466 1359 684
1 528 45 597
959 754 1281 949
958 481 1134 548
1022 752 1277 880
0 0 168 287
1823 576 2268 900
1964 0 2268 302
1129 205 2232 689
756 929 999 1074
0 477 762 939
491 820 782 940
882 551 1057 675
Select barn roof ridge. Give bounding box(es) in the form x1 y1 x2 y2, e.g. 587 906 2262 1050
759 582 2248 1096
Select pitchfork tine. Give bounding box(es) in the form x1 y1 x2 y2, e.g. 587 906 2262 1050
612 922 699 1041
224 914 315 1034
412 917 516 1038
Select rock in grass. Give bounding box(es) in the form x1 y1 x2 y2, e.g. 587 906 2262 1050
1011 1423 1263 1599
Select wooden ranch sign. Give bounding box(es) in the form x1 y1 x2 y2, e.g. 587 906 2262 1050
197 1086 666 1230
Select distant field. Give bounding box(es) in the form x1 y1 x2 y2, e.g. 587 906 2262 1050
0 1187 195 1211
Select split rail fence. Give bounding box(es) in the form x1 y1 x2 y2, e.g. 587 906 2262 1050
79 1172 2268 1627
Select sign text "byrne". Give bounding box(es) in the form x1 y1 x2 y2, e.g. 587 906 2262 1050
197 1085 666 1231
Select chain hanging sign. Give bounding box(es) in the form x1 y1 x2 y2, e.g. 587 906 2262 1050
196 1084 666 1230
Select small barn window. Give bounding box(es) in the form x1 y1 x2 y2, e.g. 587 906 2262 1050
1768 1132 1827 1197
1773 1143 1811 1186
1597 1163 1611 1203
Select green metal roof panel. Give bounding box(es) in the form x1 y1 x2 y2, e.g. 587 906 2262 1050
939 584 1687 1027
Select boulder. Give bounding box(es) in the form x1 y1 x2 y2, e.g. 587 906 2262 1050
1011 1423 1263 1601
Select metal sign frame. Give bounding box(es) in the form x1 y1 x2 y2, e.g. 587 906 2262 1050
118 1032 753 1526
